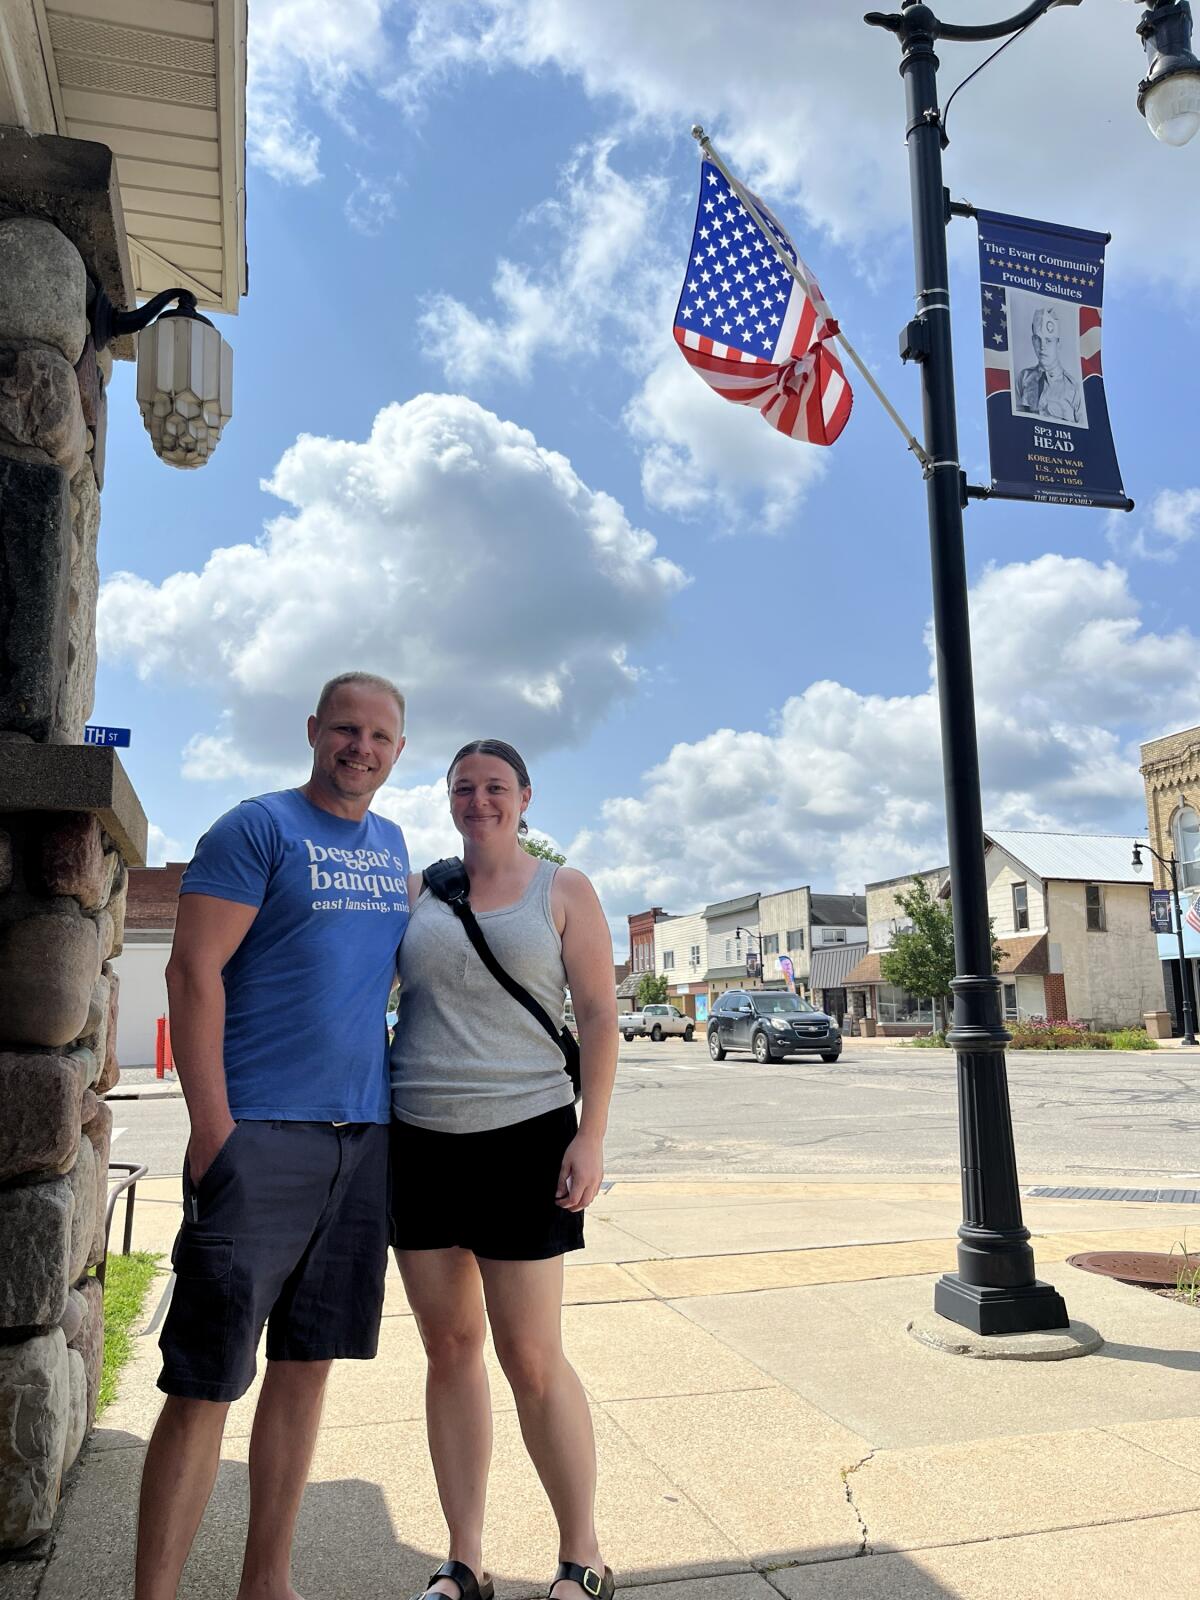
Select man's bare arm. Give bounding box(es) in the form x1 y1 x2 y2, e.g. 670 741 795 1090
165 893 259 1182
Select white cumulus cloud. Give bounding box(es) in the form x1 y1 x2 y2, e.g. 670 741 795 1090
419 140 670 385
399 0 1195 287
1108 486 1200 563
569 553 1200 916
97 395 687 783
248 0 398 185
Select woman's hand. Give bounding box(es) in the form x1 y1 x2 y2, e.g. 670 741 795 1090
556 1130 605 1212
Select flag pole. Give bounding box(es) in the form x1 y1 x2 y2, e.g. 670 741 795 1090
692 126 930 472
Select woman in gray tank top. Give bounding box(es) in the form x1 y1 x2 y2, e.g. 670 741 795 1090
389 740 619 1600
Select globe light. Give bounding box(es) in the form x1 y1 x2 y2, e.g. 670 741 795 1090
135 308 233 469
1143 67 1200 143
1136 1 1200 147
1131 845 1145 874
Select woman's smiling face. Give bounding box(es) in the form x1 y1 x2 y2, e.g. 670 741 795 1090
449 753 531 843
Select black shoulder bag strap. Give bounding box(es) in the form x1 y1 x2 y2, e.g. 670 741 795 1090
423 857 581 1099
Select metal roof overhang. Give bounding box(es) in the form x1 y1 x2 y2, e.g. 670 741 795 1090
1 0 247 317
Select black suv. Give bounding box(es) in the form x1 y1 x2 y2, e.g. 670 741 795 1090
708 990 841 1063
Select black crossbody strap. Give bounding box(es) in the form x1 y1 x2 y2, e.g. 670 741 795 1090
422 858 581 1096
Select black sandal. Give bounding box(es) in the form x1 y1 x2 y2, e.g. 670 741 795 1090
412 1559 494 1600
548 1561 614 1599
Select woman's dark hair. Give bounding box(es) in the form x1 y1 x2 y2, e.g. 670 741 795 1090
447 739 532 834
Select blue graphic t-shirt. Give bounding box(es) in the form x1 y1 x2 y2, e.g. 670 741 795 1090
180 788 410 1122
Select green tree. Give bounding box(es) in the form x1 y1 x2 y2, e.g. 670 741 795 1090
879 876 1006 1033
520 835 566 865
636 972 669 1007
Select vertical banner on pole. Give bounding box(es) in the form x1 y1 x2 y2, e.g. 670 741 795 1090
976 210 1132 511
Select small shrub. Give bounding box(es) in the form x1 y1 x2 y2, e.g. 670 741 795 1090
1008 1016 1111 1050
1104 1027 1158 1051
903 1031 949 1048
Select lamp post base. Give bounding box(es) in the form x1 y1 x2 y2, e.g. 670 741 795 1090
934 1272 1069 1336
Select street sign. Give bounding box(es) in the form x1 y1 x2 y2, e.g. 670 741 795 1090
83 725 131 747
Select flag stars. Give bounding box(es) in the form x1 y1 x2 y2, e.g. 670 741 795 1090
704 199 716 214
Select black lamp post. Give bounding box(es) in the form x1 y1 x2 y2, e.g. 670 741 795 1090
863 0 1197 1334
1132 839 1197 1044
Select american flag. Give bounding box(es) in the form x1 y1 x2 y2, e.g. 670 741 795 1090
982 286 1102 401
673 160 852 446
1187 895 1200 936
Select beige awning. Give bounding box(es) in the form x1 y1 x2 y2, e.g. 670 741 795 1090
1 0 247 314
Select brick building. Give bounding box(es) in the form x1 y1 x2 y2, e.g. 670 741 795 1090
1140 723 1200 1033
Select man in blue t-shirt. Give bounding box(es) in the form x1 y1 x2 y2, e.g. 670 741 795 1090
135 672 410 1600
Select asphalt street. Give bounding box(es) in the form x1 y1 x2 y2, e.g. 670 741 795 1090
110 1038 1200 1187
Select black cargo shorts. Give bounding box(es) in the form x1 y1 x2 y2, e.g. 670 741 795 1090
158 1119 390 1403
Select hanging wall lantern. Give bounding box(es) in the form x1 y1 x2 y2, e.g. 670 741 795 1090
91 288 234 469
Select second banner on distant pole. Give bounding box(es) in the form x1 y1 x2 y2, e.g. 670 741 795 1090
976 210 1132 512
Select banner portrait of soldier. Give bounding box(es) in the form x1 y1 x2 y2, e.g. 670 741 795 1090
1008 289 1088 429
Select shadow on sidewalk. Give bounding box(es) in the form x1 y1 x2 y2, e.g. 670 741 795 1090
1093 1337 1200 1373
20 1430 965 1600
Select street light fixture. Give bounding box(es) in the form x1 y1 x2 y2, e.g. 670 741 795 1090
735 925 768 982
1134 1 1200 146
1131 839 1198 1043
90 287 233 469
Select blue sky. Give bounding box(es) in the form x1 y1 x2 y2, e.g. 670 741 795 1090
94 0 1200 926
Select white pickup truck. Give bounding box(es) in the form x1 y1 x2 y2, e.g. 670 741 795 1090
617 1003 695 1042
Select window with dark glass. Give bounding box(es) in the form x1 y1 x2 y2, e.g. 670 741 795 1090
787 928 805 949
1012 882 1029 931
1086 884 1105 931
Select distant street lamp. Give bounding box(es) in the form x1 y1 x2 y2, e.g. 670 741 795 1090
1134 1 1200 146
735 926 767 982
91 287 233 469
1131 839 1197 1044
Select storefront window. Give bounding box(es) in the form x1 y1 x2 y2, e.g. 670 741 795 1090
1174 806 1200 890
875 984 935 1025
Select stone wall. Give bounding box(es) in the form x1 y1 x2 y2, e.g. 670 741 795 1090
0 210 141 1549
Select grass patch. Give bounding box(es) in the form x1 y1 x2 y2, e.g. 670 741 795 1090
1104 1027 1159 1050
99 1252 161 1416
901 1031 949 1048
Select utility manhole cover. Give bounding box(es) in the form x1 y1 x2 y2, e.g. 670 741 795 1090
1068 1251 1183 1286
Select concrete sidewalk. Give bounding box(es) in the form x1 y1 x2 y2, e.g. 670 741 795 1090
9 1176 1200 1599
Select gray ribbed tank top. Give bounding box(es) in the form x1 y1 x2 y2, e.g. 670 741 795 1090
389 857 576 1133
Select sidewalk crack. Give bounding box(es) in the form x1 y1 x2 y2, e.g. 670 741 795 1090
841 1449 876 1556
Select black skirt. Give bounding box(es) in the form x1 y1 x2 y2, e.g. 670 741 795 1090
390 1103 585 1260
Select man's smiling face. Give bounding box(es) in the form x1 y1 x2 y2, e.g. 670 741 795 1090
307 684 405 807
